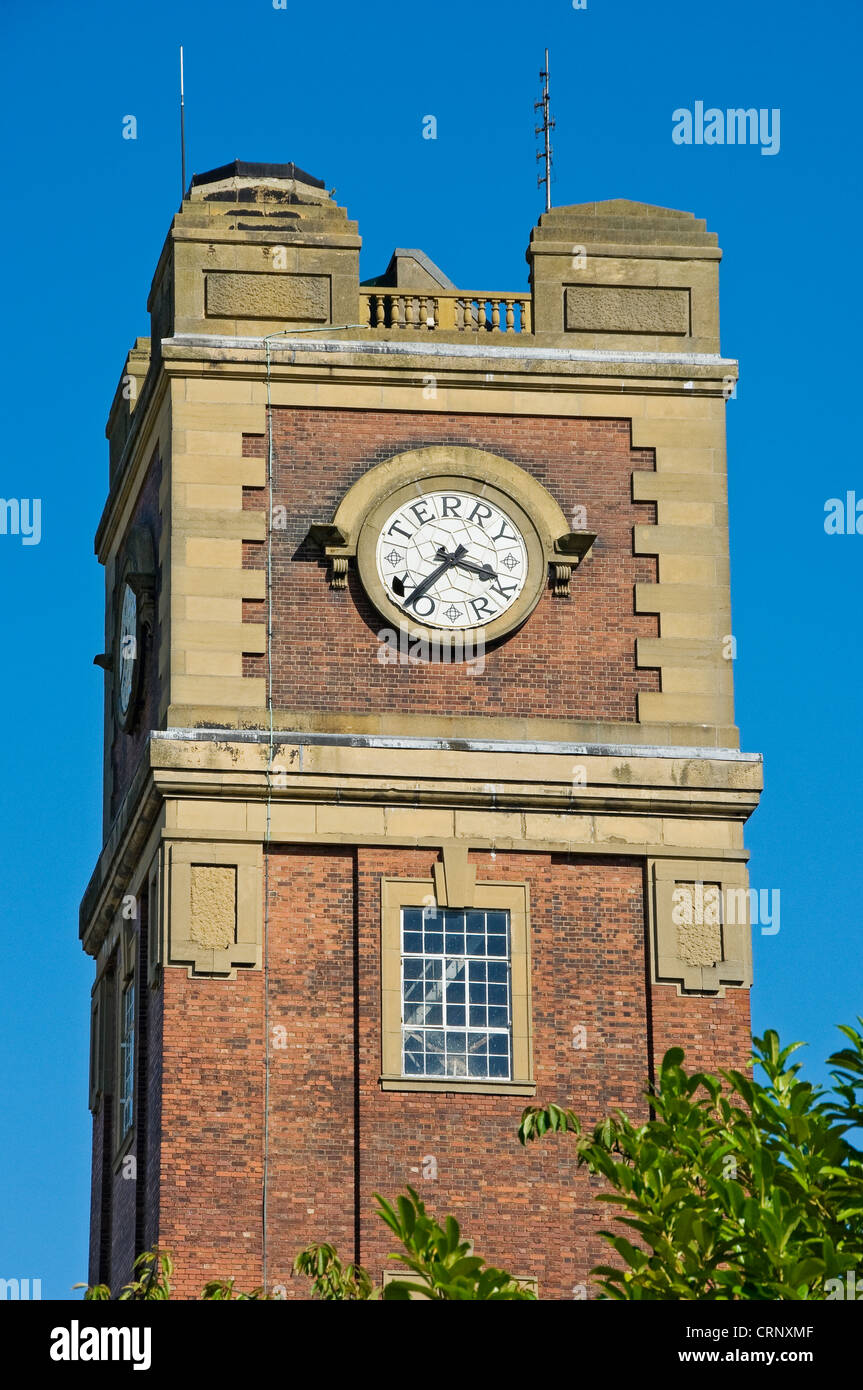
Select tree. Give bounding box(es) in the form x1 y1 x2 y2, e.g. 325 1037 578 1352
518 1022 863 1300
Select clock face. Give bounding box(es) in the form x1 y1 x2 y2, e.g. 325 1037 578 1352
375 490 529 630
117 582 137 718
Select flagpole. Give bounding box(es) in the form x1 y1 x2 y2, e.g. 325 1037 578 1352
180 46 186 202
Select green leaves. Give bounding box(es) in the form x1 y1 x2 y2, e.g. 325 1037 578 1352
75 1249 176 1301
374 1187 534 1300
521 1022 863 1300
518 1102 581 1146
199 1278 269 1300
292 1244 374 1301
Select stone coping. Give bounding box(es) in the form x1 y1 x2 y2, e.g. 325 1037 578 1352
167 332 737 369
153 726 761 763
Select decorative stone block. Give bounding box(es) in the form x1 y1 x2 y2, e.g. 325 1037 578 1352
205 271 330 321
565 285 690 336
649 858 752 994
166 841 262 977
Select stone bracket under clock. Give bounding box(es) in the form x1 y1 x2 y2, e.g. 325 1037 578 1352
305 445 597 619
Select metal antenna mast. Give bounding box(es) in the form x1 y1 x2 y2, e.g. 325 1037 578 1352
535 47 555 212
179 45 187 202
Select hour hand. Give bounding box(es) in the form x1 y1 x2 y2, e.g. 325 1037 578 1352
452 555 496 581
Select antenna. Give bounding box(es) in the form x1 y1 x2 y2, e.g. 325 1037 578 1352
179 45 187 202
534 47 555 213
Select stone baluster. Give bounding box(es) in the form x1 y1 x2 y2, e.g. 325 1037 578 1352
506 298 515 332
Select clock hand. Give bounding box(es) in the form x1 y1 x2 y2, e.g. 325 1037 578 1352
451 556 497 581
391 548 450 598
434 545 466 563
403 544 467 609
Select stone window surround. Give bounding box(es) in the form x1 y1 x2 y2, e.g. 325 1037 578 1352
380 870 534 1096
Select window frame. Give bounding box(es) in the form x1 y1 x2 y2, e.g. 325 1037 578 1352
118 976 136 1142
380 877 534 1095
113 924 138 1163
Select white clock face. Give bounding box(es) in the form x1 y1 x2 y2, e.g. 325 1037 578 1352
118 582 137 716
375 489 529 630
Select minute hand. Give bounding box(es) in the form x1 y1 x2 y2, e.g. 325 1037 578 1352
404 544 467 610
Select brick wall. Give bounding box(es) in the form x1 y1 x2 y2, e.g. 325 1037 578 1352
89 902 164 1291
649 981 751 1076
240 410 659 722
145 845 750 1300
157 962 264 1296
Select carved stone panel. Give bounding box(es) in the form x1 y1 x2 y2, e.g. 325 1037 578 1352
649 858 752 994
166 842 262 977
565 285 690 336
205 271 330 322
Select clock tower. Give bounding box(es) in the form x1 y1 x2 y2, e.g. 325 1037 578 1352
81 161 762 1298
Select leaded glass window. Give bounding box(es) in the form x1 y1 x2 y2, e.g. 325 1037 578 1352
401 906 512 1080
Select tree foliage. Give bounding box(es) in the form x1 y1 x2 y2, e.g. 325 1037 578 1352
292 1243 374 1301
75 1249 177 1301
519 1022 863 1299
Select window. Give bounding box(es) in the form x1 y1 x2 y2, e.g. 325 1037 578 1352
380 877 534 1095
401 907 512 1080
146 852 162 987
119 980 135 1137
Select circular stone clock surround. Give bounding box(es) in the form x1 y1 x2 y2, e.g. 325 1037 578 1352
357 473 546 646
358 475 544 647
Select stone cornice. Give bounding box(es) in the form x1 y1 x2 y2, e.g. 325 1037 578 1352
526 241 723 261
154 725 760 762
79 728 762 959
164 332 737 380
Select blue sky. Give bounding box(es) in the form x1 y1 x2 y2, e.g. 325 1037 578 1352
0 0 860 1298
